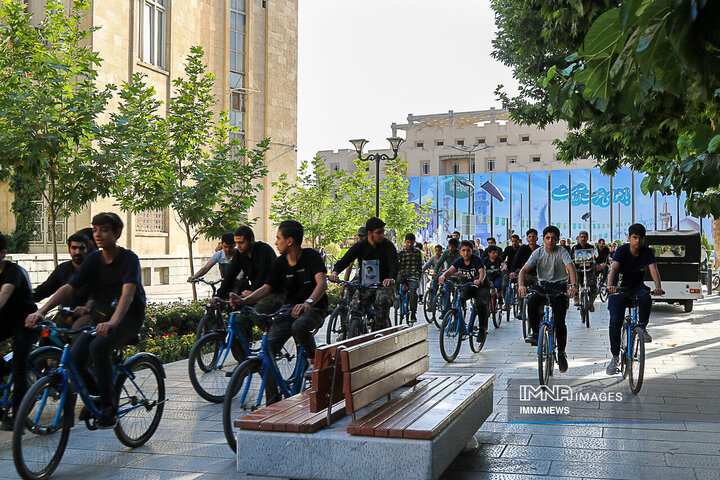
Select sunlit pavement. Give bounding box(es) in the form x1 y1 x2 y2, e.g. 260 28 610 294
2 295 720 479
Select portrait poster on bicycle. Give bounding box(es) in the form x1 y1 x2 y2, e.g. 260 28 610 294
573 249 594 264
361 259 379 286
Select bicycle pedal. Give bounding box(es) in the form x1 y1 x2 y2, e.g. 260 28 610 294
225 371 234 377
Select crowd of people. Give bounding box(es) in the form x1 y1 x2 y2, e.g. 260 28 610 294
0 210 664 434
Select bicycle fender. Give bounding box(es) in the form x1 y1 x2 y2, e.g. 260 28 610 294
28 345 63 361
123 352 166 378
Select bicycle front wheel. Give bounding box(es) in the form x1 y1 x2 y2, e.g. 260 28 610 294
492 295 501 329
423 290 435 324
223 360 268 453
620 325 629 379
196 310 222 339
468 309 485 353
12 376 72 480
326 306 348 345
439 309 463 363
114 354 166 448
188 332 239 403
537 324 553 386
628 326 645 394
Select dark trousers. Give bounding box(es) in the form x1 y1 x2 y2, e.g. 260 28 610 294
527 283 569 351
459 283 489 330
0 323 37 414
608 286 651 356
266 308 326 359
236 294 284 360
70 316 142 410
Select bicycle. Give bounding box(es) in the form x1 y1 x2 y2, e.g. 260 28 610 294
13 321 165 480
503 277 519 326
422 275 440 327
393 277 418 326
222 305 309 453
191 278 227 338
188 306 296 403
532 288 568 386
486 268 503 329
329 280 381 338
325 286 350 345
576 262 592 328
438 278 485 362
616 288 663 394
597 267 609 303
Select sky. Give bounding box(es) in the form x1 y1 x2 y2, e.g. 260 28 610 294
297 0 520 164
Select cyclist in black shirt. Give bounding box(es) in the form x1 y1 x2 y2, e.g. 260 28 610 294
230 220 327 360
439 240 489 333
595 238 611 280
501 234 521 291
0 234 37 430
511 229 540 279
216 226 277 299
330 217 398 330
27 212 146 429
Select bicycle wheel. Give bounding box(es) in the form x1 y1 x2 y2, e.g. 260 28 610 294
492 295 501 328
27 348 62 383
275 337 299 384
713 273 720 291
12 376 72 480
468 309 485 353
620 325 629 379
513 292 521 319
422 290 435 324
393 295 402 326
223 360 268 453
537 324 553 386
326 306 348 344
580 291 590 327
347 316 366 338
195 310 222 339
439 309 463 363
520 298 529 340
599 284 608 303
114 354 165 448
433 291 445 328
188 332 239 403
628 326 645 394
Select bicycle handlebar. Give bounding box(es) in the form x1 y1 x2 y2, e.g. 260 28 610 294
233 305 295 319
191 278 222 286
328 278 383 289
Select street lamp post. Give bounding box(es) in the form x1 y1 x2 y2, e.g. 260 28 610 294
349 137 405 217
445 144 494 237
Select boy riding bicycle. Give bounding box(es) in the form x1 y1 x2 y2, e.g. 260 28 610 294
26 212 146 429
519 226 578 373
397 233 423 323
439 240 489 335
605 223 664 375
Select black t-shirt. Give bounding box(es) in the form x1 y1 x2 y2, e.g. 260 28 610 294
451 255 485 283
0 261 37 325
33 260 90 307
596 245 610 264
502 245 519 268
333 238 399 285
612 244 656 288
68 248 146 318
511 244 538 272
483 256 503 282
218 241 277 299
267 248 328 310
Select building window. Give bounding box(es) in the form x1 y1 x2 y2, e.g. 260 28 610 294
452 163 459 174
521 135 530 142
436 140 444 147
476 138 485 144
137 0 167 68
470 162 476 174
416 142 424 149
136 209 169 233
229 0 247 140
508 157 516 164
422 162 430 175
156 267 169 285
532 156 541 163
456 139 464 146
331 163 339 172
487 159 495 172
141 267 152 286
499 137 507 143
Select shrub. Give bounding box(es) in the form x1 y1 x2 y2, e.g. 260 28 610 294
124 332 195 364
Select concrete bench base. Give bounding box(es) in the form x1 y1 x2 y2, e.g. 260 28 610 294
236 380 493 480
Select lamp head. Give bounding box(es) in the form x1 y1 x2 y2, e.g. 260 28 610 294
387 136 404 154
349 139 369 156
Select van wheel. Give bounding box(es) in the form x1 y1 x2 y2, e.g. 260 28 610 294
684 300 693 313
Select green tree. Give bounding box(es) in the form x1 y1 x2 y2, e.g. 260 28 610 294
269 155 350 248
103 47 268 299
0 0 114 264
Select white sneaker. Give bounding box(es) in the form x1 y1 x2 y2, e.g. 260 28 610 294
605 357 620 375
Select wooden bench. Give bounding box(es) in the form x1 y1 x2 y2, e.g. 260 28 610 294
235 324 495 480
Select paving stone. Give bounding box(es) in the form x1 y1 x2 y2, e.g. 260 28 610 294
548 460 695 480
501 444 666 465
528 434 720 455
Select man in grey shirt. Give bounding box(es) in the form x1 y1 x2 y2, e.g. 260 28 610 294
519 225 578 373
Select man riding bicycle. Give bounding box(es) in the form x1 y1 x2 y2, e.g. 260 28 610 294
483 245 504 293
519 226 578 373
188 232 238 285
434 237 461 279
230 220 328 364
439 240 489 334
397 233 423 323
571 230 598 312
27 212 146 429
330 217 398 330
595 238 611 282
605 223 664 375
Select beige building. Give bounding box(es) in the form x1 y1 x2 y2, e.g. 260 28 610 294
317 108 595 176
2 0 297 295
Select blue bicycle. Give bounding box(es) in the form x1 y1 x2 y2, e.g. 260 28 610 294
222 305 309 452
533 288 567 386
12 321 165 480
394 277 418 326
422 275 441 327
439 278 485 362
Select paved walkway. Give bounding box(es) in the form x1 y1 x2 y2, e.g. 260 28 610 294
2 296 720 479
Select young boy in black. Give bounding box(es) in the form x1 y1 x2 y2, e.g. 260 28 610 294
439 240 490 333
27 212 146 429
0 234 38 430
231 220 328 361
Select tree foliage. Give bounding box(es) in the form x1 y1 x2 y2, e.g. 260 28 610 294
0 0 114 264
102 46 268 298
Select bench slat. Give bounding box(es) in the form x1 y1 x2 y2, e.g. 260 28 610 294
401 374 495 439
260 400 312 431
309 325 406 413
340 324 428 372
346 356 430 414
347 375 446 435
384 375 470 438
235 392 310 429
285 400 347 433
343 341 429 393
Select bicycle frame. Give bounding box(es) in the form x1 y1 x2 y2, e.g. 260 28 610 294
536 297 555 357
623 297 640 363
213 312 257 369
444 282 475 338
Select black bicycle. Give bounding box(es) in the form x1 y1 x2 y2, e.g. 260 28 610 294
191 278 227 338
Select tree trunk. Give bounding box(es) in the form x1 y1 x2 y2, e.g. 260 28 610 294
184 222 197 301
48 178 58 267
713 216 720 271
